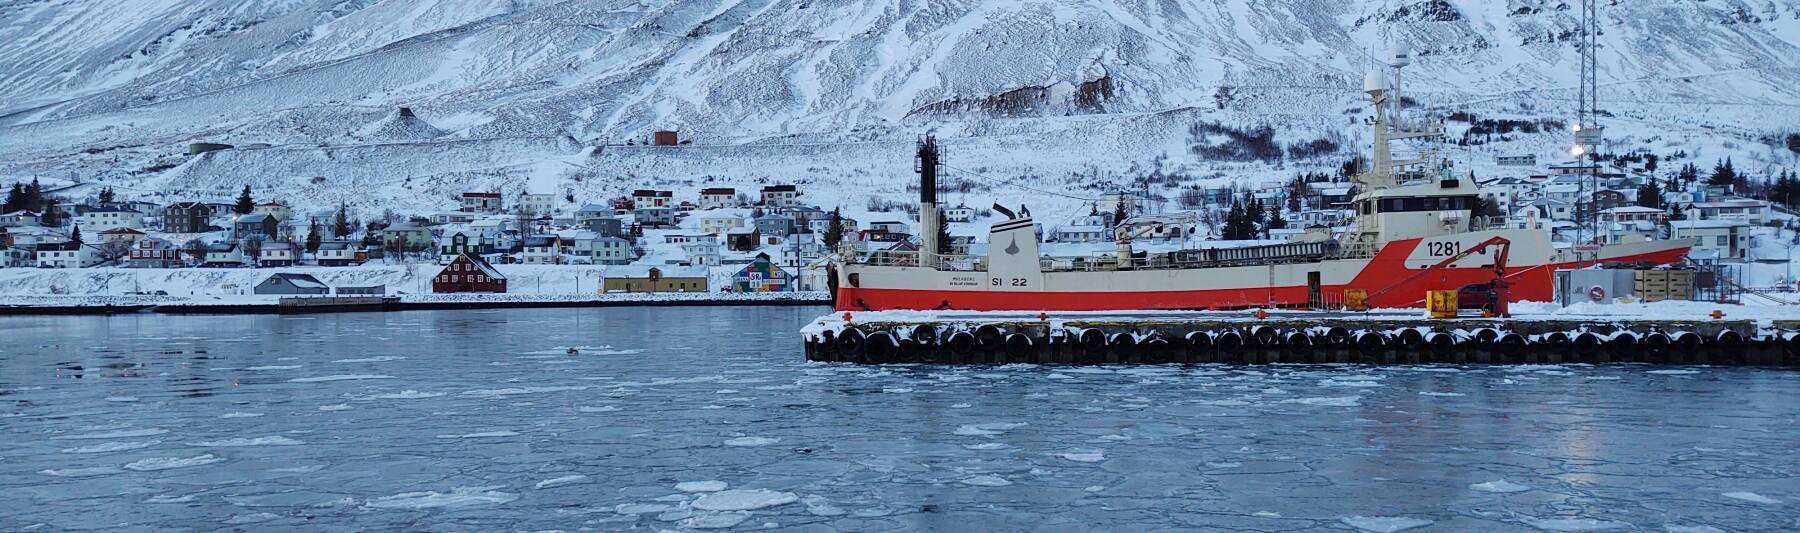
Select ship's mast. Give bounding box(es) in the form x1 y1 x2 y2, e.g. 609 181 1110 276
1355 44 1438 194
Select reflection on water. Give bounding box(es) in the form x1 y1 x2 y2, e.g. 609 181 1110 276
2 307 1798 531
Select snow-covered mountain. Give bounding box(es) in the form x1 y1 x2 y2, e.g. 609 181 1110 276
1 0 1797 216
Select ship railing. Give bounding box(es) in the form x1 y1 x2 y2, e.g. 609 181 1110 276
1339 240 1378 259
849 250 985 271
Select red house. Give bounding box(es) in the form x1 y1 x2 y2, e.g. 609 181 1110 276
432 253 507 293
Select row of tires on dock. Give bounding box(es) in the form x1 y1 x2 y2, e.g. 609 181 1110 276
806 324 1799 366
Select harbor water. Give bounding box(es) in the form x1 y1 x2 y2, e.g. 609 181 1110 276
3 307 1796 531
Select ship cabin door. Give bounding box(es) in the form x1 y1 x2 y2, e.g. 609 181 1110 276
1306 271 1322 309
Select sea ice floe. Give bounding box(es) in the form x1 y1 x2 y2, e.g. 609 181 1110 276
1419 391 1465 397
104 396 139 402
145 494 197 504
365 486 518 509
60 440 159 454
1469 480 1530 493
676 481 729 492
1524 517 1629 531
578 405 621 413
460 386 589 398
1647 369 1701 375
1340 516 1433 532
125 453 224 471
40 466 125 477
1281 396 1362 407
1253 511 1281 518
218 412 263 418
800 495 846 516
52 428 168 440
690 489 799 511
1665 526 1725 533
723 436 779 447
950 403 972 408
1058 450 1106 463
244 365 303 371
616 503 677 514
318 404 352 411
679 511 752 529
224 512 279 524
960 475 1012 486
1721 491 1782 504
289 374 393 383
534 475 589 489
953 422 1028 436
353 390 445 400
189 436 303 447
964 443 1008 450
331 356 405 363
435 431 519 439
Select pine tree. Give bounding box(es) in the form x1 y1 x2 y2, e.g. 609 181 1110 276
39 198 61 226
1668 202 1686 221
332 203 351 238
97 187 114 204
1636 179 1663 209
1223 202 1244 240
234 185 255 215
305 221 322 254
1267 200 1288 230
1708 158 1737 187
2 182 21 212
69 224 82 245
824 208 844 248
1677 163 1698 190
24 178 42 212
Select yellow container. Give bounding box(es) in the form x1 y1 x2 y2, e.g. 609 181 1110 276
1426 290 1459 319
1344 288 1368 311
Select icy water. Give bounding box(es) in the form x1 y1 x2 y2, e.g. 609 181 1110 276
3 308 1798 532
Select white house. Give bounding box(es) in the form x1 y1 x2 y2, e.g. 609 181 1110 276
75 207 144 230
698 188 737 209
252 202 291 222
0 210 42 227
36 242 98 268
632 189 673 208
807 215 857 236
760 185 800 207
1596 206 1668 225
517 192 557 216
1691 199 1770 224
317 241 362 266
1672 219 1750 262
203 242 248 267
698 211 747 234
520 236 563 264
259 242 297 267
944 205 975 223
682 240 722 266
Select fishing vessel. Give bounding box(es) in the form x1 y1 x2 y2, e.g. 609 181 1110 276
831 61 1691 313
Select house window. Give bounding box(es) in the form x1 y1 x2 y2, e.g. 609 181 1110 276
1715 236 1728 246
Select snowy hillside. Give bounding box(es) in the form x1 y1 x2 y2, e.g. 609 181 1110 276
1 0 1797 217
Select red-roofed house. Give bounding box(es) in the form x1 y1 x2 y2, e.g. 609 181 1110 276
432 253 507 293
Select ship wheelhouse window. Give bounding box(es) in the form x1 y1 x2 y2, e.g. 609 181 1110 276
1377 195 1478 213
